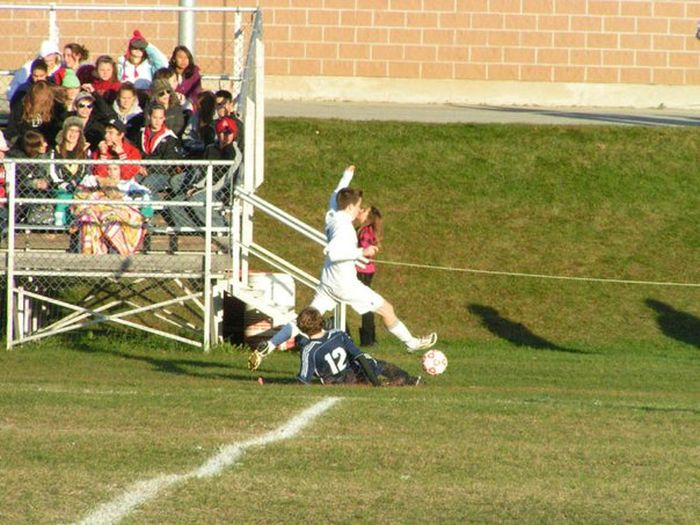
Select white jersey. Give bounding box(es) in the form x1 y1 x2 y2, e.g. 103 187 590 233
320 168 364 293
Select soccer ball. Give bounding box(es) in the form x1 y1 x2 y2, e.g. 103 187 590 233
421 349 448 376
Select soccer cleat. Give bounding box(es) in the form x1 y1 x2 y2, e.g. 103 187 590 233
248 341 273 371
412 375 422 386
406 332 437 353
247 350 264 371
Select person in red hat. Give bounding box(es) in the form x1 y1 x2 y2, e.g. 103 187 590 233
170 115 241 229
117 30 168 91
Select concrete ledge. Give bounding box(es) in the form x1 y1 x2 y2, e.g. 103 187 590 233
267 76 700 110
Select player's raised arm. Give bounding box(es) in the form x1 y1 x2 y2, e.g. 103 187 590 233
328 165 355 211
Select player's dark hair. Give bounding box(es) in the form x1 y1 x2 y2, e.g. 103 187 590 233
297 307 324 336
336 187 363 210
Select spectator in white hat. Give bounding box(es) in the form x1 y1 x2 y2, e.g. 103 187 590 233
6 40 64 101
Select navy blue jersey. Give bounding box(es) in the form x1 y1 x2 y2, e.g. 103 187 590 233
296 329 364 384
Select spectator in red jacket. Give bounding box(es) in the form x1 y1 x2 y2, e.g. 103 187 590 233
92 118 142 181
81 55 121 104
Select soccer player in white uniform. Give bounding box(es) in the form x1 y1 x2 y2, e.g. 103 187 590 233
249 165 437 370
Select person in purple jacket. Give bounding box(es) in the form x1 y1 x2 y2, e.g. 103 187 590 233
169 45 201 111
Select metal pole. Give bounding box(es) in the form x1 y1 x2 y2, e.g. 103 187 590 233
48 2 59 44
178 0 196 55
202 165 213 352
233 11 243 96
254 29 265 189
5 163 16 350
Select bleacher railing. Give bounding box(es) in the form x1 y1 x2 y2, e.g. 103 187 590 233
2 158 232 350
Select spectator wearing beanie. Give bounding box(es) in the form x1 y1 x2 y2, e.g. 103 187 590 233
117 30 168 91
58 68 82 112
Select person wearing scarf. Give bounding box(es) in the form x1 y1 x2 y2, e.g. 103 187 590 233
137 103 182 193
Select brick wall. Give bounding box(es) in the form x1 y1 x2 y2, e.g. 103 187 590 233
1 1 699 93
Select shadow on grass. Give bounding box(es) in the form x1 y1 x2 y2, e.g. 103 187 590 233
467 303 586 354
464 105 700 127
645 299 700 349
69 335 256 382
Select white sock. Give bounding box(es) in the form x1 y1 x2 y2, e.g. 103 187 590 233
269 320 299 349
387 319 415 347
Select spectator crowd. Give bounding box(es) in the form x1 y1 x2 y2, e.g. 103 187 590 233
0 31 243 254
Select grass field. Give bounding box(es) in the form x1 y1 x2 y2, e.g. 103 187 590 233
1 120 699 524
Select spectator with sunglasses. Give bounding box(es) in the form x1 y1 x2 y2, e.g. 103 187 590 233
144 79 187 138
69 92 108 152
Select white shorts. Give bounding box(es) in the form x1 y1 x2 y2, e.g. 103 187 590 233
310 280 385 315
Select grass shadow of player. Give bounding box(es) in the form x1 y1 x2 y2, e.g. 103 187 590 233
645 299 700 349
467 303 586 354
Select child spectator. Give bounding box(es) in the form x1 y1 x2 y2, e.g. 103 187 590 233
169 45 202 110
117 30 168 91
356 206 383 346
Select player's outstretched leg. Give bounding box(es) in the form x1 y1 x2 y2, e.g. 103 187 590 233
248 321 298 371
375 300 437 353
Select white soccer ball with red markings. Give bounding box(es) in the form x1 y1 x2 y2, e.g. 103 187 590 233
421 349 448 376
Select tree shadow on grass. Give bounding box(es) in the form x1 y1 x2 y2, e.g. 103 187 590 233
467 303 586 354
69 336 256 382
645 299 700 349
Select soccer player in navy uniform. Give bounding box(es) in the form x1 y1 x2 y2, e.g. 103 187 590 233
295 307 421 386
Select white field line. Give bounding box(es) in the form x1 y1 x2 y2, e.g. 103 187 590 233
75 397 341 525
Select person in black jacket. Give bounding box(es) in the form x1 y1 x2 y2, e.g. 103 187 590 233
136 103 183 193
170 115 241 229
